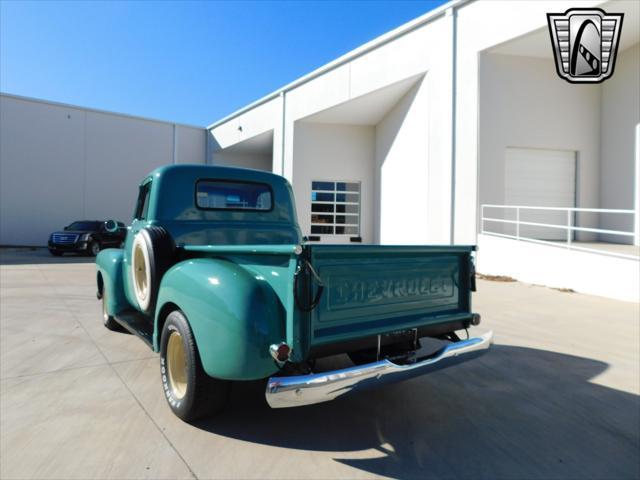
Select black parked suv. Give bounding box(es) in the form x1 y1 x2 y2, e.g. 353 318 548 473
48 220 127 256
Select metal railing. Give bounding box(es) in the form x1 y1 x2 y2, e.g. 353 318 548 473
480 204 639 260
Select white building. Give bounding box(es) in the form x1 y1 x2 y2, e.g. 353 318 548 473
0 94 207 246
1 0 638 301
208 0 640 301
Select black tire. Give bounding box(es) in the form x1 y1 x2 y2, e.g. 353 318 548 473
160 310 229 422
88 240 101 257
101 287 121 331
49 249 63 257
131 226 174 314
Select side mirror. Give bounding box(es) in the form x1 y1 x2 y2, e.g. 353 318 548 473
104 220 119 233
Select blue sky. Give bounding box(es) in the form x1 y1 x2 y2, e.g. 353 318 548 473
0 0 446 126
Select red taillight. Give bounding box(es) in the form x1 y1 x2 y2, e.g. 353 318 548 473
277 343 290 361
270 342 291 363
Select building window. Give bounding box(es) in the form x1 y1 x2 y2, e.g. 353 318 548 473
310 181 360 236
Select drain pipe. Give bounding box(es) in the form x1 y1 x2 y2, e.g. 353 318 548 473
634 123 639 246
172 124 177 164
447 6 458 245
280 91 287 177
205 129 211 165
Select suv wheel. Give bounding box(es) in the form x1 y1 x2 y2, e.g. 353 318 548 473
89 241 101 257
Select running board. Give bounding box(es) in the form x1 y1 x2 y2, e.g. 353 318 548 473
114 310 154 349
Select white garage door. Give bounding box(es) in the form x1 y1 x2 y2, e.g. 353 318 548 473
505 148 576 241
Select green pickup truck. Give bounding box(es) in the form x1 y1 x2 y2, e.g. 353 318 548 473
96 164 492 421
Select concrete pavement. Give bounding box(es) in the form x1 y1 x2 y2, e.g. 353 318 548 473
1 248 639 479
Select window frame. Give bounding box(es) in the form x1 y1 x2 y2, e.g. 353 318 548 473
134 181 152 221
310 180 361 237
194 178 275 213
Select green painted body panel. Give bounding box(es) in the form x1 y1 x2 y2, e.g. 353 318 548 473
154 258 286 380
305 245 475 347
182 244 300 255
96 248 129 316
96 164 478 381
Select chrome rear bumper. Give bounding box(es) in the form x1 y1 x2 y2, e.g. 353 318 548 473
266 330 493 408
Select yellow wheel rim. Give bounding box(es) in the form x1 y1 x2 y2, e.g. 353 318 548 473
167 331 188 399
133 242 148 300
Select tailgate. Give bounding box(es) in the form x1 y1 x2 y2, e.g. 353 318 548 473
305 245 475 347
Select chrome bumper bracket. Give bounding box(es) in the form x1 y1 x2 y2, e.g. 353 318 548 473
265 330 493 408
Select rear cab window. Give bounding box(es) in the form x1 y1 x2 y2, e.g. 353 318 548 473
196 180 272 211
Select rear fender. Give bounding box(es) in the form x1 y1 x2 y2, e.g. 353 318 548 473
95 249 128 316
154 258 285 380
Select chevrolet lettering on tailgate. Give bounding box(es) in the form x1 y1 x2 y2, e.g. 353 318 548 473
328 270 455 309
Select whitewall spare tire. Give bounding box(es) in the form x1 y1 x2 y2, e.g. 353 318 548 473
131 226 174 314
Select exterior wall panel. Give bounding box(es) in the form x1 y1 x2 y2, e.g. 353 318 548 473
176 125 207 165
455 0 604 244
376 81 431 244
213 151 272 171
478 54 601 240
600 44 640 242
206 0 634 252
1 96 85 245
286 65 352 122
477 233 639 302
84 112 174 224
0 94 206 246
292 123 375 243
209 97 281 152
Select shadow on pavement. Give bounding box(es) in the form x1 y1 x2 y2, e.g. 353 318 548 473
195 345 640 479
0 248 95 265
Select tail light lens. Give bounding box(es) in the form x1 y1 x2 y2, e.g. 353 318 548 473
270 343 291 363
